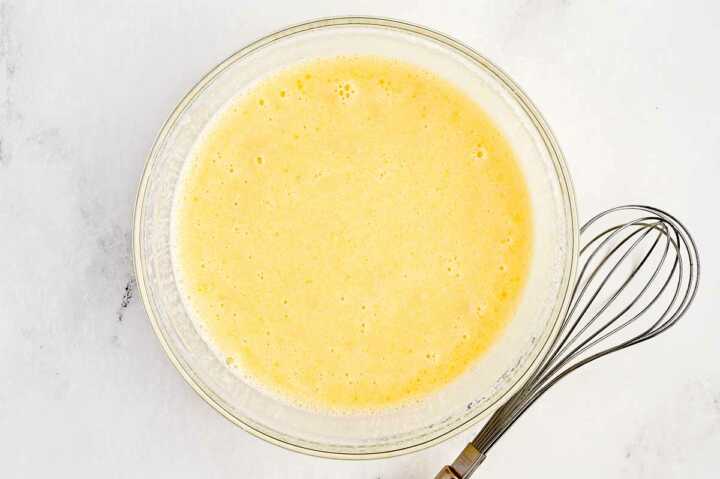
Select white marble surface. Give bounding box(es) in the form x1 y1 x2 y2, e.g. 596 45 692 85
1 1 718 477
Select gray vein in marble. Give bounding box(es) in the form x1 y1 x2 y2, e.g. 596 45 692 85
117 278 136 322
0 1 19 166
621 380 720 477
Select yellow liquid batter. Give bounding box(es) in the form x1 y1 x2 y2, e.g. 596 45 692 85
174 56 532 411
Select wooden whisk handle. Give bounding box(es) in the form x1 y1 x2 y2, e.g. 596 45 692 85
434 443 486 479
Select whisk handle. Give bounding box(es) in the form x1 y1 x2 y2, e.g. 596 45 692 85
433 443 486 479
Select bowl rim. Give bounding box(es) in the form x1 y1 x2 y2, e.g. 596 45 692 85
133 15 579 459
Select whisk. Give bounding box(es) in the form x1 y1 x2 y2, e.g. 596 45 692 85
435 205 700 479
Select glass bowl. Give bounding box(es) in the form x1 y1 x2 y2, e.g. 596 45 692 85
133 17 578 458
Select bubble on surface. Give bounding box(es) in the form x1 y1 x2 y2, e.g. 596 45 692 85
473 145 488 161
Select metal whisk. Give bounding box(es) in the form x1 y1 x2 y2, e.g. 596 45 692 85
435 205 700 479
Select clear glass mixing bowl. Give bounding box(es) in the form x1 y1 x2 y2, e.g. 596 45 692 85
133 17 578 458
